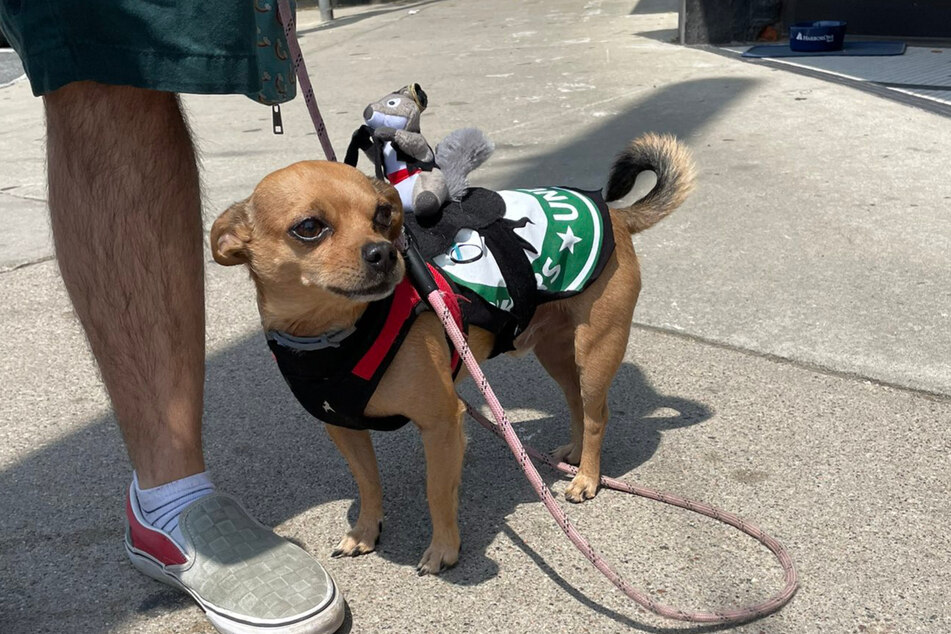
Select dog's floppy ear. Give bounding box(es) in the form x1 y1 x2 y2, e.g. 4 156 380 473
211 199 252 266
368 177 405 240
369 177 401 210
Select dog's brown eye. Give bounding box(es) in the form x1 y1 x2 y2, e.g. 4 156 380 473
374 204 392 229
290 217 331 243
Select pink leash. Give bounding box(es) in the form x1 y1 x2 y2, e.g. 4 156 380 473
277 2 798 623
277 0 336 162
426 289 798 623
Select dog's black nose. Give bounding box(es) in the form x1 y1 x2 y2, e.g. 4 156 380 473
362 241 397 274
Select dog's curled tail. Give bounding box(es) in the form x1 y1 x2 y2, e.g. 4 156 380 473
604 133 696 234
435 128 495 201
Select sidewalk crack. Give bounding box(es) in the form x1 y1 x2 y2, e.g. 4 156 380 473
0 189 47 204
632 321 951 402
0 255 56 274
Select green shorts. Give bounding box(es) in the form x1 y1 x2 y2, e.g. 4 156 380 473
0 0 296 103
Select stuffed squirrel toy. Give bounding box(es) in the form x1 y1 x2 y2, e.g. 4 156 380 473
345 84 493 217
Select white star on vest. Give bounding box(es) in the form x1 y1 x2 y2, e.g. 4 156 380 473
323 401 335 413
556 226 583 253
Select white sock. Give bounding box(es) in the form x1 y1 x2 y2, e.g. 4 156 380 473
132 471 215 548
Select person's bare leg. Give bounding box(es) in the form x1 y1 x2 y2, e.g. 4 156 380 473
45 81 205 488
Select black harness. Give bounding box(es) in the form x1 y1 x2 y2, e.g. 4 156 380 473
267 267 464 432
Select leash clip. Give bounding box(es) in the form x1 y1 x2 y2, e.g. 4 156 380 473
401 228 440 299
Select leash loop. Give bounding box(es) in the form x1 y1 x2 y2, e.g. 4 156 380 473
425 285 799 623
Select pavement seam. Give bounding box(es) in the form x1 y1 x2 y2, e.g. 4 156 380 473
631 321 951 403
698 44 951 119
3 256 945 400
0 255 56 274
0 190 47 203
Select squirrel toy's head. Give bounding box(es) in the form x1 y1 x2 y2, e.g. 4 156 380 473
363 84 428 133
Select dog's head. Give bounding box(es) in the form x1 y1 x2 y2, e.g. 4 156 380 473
211 161 405 330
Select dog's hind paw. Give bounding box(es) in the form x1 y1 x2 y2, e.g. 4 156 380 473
331 521 382 558
552 442 582 466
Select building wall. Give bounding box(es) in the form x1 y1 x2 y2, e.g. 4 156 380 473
789 0 951 38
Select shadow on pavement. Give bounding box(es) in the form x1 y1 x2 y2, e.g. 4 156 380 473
0 75 758 632
630 0 680 15
493 77 760 190
0 333 711 633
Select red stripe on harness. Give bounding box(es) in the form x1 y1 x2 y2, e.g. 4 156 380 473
387 167 420 185
352 265 463 381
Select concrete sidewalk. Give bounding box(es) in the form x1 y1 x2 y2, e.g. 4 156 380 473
1 0 949 632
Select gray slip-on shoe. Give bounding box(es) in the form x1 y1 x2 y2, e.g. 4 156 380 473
125 490 345 634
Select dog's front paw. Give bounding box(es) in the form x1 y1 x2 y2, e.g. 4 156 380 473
564 472 599 503
331 520 382 558
416 539 459 576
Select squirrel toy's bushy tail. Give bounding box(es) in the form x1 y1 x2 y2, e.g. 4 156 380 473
435 128 495 201
604 133 696 234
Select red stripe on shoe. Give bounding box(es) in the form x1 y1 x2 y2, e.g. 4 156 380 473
126 493 187 566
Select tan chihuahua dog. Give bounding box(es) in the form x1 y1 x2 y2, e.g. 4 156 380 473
211 133 694 575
